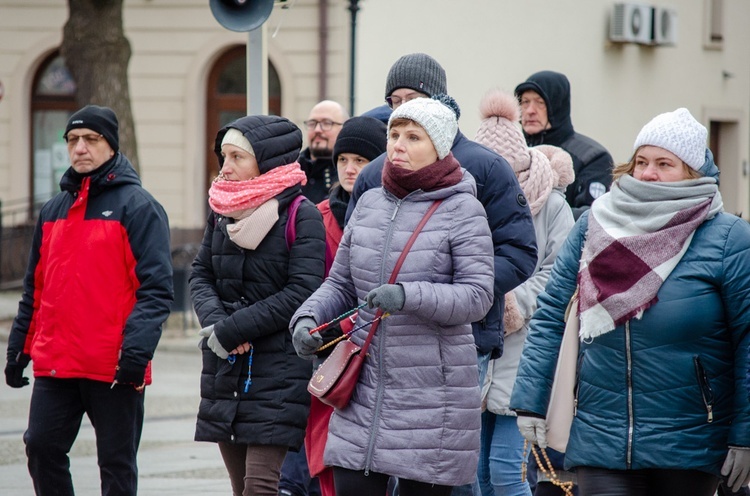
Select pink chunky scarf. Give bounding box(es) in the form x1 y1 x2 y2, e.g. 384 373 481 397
208 163 307 216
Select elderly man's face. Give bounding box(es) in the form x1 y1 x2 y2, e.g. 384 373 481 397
65 127 115 174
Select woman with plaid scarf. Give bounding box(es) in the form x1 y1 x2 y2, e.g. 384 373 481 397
510 108 750 496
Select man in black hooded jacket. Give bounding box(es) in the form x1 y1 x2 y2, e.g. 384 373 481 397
516 70 614 219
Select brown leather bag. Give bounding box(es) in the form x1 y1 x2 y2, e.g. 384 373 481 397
307 200 443 409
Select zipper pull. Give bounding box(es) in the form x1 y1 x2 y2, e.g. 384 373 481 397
707 405 713 423
574 398 578 416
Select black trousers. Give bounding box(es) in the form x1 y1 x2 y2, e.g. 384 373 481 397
576 466 719 496
333 467 453 496
24 377 145 496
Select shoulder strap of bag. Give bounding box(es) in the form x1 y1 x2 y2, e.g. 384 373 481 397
285 195 305 251
360 199 444 353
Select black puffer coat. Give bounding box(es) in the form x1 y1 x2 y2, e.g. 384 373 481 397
190 115 326 448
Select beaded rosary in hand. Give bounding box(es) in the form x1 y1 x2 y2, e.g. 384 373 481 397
307 302 388 353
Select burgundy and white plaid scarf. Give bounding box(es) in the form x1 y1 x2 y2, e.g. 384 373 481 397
578 174 722 339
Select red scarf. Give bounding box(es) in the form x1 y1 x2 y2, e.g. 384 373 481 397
208 163 307 216
382 153 463 199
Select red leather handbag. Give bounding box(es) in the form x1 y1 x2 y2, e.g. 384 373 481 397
307 200 443 409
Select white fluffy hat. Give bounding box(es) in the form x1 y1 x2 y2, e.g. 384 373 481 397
221 128 255 156
389 96 458 160
633 108 707 170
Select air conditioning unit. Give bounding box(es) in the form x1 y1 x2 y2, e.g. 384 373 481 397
609 3 653 44
652 7 678 45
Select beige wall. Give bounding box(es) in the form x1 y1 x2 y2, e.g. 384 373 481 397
354 0 750 216
1 0 748 227
0 0 351 229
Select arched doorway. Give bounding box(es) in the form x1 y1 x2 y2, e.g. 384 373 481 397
205 45 281 192
29 52 77 216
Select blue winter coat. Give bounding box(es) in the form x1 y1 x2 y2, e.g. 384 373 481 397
510 209 750 476
293 170 495 485
347 131 537 358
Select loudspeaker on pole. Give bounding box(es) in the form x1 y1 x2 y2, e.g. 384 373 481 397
209 0 275 32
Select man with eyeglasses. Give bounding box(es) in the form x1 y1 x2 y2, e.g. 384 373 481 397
299 100 350 203
346 52 538 496
515 70 613 220
4 104 173 496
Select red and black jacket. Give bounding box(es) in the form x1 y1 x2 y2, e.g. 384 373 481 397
6 154 173 384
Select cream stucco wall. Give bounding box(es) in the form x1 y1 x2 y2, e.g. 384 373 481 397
354 0 750 216
0 0 351 229
0 0 748 229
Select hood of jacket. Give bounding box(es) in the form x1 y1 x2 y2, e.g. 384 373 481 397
214 115 302 174
515 70 575 146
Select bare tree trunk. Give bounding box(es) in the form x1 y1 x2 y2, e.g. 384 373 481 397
61 0 139 173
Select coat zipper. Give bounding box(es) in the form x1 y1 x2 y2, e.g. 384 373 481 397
693 356 715 423
363 199 402 475
625 321 634 469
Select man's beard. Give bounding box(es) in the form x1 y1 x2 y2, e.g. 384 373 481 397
311 145 333 160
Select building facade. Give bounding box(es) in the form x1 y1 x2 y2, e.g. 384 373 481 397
0 0 748 238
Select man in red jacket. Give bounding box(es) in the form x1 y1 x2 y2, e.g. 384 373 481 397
4 105 173 496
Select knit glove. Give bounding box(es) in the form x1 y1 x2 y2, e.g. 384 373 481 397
517 414 548 449
114 361 146 390
5 352 31 388
366 284 405 314
722 447 750 492
199 325 229 359
292 317 323 360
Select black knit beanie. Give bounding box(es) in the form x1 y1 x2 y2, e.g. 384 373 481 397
384 53 447 99
332 116 387 166
65 105 119 152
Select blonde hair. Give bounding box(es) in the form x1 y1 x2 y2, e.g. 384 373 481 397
613 146 702 181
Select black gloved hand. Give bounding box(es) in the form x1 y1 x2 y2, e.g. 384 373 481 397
5 352 31 388
113 361 147 391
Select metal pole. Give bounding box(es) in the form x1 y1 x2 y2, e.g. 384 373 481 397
348 0 360 116
247 23 269 115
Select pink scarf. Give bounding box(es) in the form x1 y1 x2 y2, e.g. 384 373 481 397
208 163 307 216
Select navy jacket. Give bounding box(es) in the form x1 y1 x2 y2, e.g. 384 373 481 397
347 131 537 358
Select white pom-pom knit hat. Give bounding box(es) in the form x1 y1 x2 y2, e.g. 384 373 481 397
388 97 457 160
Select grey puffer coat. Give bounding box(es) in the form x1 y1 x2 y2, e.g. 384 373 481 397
291 170 495 485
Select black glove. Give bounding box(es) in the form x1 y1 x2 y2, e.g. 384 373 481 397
366 284 405 313
113 361 146 390
5 352 31 388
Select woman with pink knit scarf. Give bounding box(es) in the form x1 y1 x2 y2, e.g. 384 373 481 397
474 88 576 496
511 108 750 496
190 115 326 496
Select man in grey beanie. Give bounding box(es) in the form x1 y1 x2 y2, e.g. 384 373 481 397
347 53 538 496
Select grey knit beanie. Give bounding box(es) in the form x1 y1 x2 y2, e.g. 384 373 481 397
384 53 447 99
633 108 707 170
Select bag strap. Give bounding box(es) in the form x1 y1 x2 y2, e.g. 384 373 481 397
360 199 443 354
285 195 305 251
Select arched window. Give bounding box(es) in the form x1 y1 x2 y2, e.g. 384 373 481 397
30 52 77 214
205 45 281 191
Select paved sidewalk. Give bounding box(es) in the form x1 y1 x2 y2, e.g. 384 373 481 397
0 290 233 495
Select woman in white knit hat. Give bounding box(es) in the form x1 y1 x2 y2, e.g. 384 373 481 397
474 88 576 496
290 95 495 495
510 107 750 496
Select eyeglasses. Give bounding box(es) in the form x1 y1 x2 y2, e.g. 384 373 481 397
520 98 546 110
65 133 104 148
385 93 425 109
303 119 343 131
